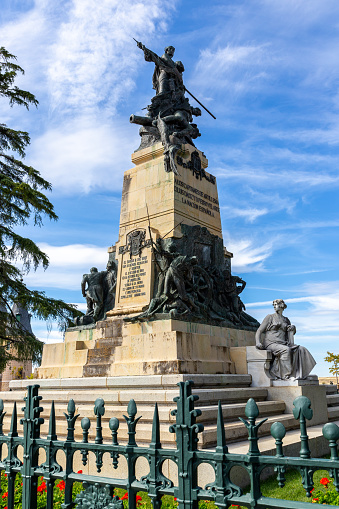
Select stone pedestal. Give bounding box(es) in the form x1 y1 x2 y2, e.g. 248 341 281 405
266 384 327 426
245 346 273 387
38 142 257 380
118 142 222 242
38 318 256 379
110 143 223 317
110 319 255 376
229 345 325 425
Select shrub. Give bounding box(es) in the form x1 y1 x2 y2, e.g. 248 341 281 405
311 477 339 505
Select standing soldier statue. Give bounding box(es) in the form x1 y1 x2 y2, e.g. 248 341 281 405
81 267 106 322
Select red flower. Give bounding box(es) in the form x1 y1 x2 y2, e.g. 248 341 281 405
174 498 177 501
4 506 7 509
37 482 47 493
77 470 83 474
56 480 66 491
320 477 330 487
136 495 142 501
312 498 319 503
120 493 128 500
2 492 8 498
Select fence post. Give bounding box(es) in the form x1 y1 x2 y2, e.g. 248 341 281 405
123 399 141 509
145 403 162 509
170 381 203 509
6 402 20 509
62 399 80 508
239 398 267 505
21 384 44 509
293 396 314 495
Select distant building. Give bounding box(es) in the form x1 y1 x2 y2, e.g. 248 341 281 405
319 376 339 387
0 303 33 391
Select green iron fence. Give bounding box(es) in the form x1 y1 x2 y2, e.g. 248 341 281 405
1 380 339 508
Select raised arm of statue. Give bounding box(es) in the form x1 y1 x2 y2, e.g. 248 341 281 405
136 41 163 66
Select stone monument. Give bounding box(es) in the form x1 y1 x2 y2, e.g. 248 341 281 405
38 42 260 380
32 44 328 456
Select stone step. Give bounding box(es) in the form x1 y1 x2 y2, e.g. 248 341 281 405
86 354 115 365
193 387 268 405
84 358 115 366
1 406 294 448
202 413 299 446
96 319 123 337
326 394 339 406
324 384 338 395
0 386 269 407
83 338 123 376
197 400 286 422
83 364 112 377
85 353 115 365
0 398 285 427
9 374 254 391
87 346 115 356
94 338 122 348
328 406 339 421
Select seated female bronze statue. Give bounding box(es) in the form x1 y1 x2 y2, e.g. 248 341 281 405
255 299 316 380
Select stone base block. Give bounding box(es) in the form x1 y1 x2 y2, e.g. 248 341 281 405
271 375 319 386
111 330 231 376
38 338 94 379
245 346 273 387
266 384 328 426
38 318 256 379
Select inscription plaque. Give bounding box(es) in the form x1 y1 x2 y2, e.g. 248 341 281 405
120 255 148 300
174 177 220 218
112 227 155 315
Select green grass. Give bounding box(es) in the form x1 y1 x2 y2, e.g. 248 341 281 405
114 468 332 507
259 467 326 501
0 468 336 508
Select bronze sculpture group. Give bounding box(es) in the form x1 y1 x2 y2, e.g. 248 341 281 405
126 227 258 329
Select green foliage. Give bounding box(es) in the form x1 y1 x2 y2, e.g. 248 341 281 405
1 468 339 508
0 471 84 508
0 47 82 373
10 365 23 379
311 477 339 505
324 352 339 380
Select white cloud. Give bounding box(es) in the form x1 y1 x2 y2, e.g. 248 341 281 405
224 237 274 273
47 0 175 115
28 116 136 193
221 206 268 222
216 165 339 188
246 281 339 334
38 243 109 267
2 0 176 195
192 44 270 93
23 244 109 290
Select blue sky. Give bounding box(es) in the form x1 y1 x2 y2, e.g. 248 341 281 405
1 0 339 377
